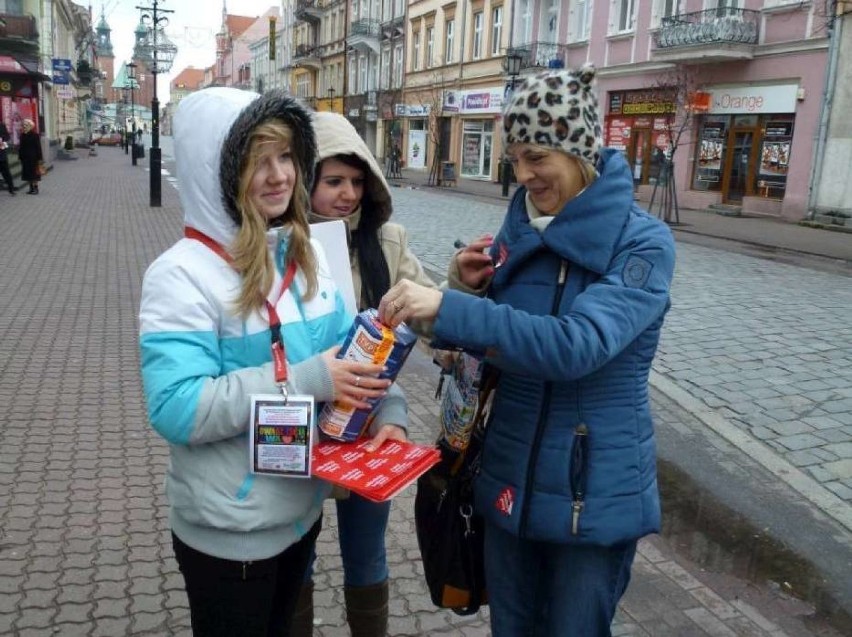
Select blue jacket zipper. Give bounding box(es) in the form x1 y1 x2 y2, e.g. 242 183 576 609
519 259 569 538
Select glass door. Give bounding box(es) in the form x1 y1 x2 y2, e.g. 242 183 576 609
725 131 752 202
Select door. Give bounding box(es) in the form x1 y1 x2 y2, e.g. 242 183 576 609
629 129 650 186
724 131 753 202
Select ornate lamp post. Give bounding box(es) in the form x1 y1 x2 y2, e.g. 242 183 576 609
501 52 523 197
121 89 130 154
127 62 138 166
136 0 177 207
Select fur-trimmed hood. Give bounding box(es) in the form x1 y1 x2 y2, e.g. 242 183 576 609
173 88 317 246
310 111 392 225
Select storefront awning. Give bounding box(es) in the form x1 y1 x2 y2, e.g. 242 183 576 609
0 55 51 82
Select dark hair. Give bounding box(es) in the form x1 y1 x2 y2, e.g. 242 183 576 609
315 154 391 309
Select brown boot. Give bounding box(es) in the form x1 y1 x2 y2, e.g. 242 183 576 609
344 580 388 637
290 582 314 637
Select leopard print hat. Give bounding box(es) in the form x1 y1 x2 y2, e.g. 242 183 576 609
502 65 603 166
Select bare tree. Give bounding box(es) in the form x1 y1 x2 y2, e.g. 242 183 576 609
648 64 704 224
410 66 456 186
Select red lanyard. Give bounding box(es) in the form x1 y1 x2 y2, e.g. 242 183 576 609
185 227 297 390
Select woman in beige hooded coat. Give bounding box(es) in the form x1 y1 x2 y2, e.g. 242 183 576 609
292 112 436 637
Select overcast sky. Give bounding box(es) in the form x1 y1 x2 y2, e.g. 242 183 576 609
98 0 279 103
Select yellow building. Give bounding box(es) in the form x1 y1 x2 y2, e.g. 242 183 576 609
404 0 511 183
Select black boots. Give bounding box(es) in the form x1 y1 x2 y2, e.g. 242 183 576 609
344 580 389 637
290 582 314 637
290 580 389 637
26 183 38 195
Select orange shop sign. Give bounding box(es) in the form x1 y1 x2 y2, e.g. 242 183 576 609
708 85 798 115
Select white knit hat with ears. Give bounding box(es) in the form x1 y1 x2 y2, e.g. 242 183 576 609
502 64 603 166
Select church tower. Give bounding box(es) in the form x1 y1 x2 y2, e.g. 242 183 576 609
94 7 116 103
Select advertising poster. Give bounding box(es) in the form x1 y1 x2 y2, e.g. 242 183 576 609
606 118 631 151
461 133 481 176
407 129 426 169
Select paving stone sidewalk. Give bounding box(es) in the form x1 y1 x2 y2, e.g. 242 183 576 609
0 148 842 636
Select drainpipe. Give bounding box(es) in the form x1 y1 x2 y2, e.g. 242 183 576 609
806 2 842 217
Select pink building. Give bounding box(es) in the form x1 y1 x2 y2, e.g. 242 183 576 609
509 0 829 220
214 7 280 90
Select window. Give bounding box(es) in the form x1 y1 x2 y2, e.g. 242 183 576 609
651 0 677 27
491 7 503 56
473 11 483 59
445 20 455 63
297 73 310 98
381 48 390 88
571 0 592 40
349 57 358 92
518 0 532 43
617 0 636 31
413 31 421 70
393 43 403 86
359 56 367 93
426 27 435 67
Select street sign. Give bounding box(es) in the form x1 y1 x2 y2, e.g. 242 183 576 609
52 58 72 85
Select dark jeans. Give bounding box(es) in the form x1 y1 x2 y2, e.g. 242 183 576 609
484 521 637 636
172 518 321 637
0 159 14 193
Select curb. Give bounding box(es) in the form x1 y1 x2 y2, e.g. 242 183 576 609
649 370 852 535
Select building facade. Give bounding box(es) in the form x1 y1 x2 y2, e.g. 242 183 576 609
403 0 512 181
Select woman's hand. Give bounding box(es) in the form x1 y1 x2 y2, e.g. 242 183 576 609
363 423 408 452
457 234 495 289
322 346 390 410
378 280 443 329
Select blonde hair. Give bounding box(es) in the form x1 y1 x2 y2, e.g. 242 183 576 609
22 119 34 131
231 120 318 318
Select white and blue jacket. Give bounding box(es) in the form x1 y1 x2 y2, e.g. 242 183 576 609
139 89 383 561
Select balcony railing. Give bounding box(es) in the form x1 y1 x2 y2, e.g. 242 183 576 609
350 19 380 38
295 0 323 23
294 44 321 58
0 13 38 41
508 41 568 71
655 9 760 49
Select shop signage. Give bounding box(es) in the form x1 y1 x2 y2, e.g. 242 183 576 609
394 103 431 117
52 58 72 85
708 84 798 114
442 87 503 114
55 85 74 100
0 56 27 74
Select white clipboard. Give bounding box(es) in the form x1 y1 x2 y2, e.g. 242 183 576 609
310 219 357 316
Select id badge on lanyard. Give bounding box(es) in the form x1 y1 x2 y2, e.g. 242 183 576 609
185 226 316 478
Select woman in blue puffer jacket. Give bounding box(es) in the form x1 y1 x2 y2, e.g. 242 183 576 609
378 66 676 636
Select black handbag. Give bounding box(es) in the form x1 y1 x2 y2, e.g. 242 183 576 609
414 354 496 615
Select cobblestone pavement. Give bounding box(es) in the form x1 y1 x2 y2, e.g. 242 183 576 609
0 148 845 635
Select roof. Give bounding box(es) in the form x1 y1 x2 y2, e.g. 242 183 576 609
225 14 256 38
171 67 205 91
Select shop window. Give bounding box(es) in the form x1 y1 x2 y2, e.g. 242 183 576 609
692 116 728 192
756 116 793 199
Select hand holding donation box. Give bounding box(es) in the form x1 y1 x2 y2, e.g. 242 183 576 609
312 439 441 502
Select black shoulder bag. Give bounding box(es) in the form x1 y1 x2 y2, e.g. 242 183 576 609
414 353 497 615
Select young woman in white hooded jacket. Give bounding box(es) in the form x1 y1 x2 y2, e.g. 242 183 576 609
139 89 405 636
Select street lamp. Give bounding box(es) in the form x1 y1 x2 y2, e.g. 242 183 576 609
127 62 138 166
327 86 336 113
136 0 177 207
501 51 523 197
121 90 129 154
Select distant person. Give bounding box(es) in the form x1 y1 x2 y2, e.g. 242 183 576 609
139 87 397 636
0 122 17 195
17 119 42 195
377 66 676 636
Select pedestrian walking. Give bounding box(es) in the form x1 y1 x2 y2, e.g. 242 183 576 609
17 119 41 195
138 87 398 637
0 122 16 195
377 66 676 636
292 110 437 637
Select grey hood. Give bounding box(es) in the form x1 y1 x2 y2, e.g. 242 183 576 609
173 87 317 246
